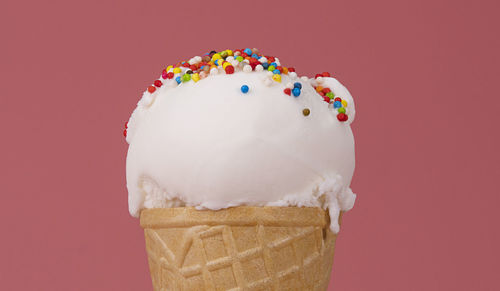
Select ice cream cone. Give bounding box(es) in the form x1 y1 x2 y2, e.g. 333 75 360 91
140 207 341 291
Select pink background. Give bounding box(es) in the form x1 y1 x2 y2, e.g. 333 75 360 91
1 0 499 290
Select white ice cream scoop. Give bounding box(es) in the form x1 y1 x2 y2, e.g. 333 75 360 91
125 52 356 232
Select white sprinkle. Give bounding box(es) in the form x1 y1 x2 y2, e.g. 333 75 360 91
243 59 250 64
188 58 197 65
210 68 218 75
255 64 264 72
195 56 202 62
289 72 297 78
258 57 268 63
286 82 293 89
301 76 309 82
274 58 281 66
140 94 154 107
316 76 324 84
226 56 235 62
243 65 252 73
231 60 240 67
234 51 241 56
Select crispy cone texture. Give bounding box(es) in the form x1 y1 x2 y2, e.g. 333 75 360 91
140 207 340 291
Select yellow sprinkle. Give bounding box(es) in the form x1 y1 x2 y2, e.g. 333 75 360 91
222 62 231 69
226 49 233 56
166 65 173 72
272 74 282 82
173 67 181 74
211 53 222 61
341 100 348 107
210 64 217 69
192 73 200 82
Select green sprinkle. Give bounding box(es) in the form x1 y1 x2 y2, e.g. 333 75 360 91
236 56 244 62
182 74 191 82
267 65 276 71
338 107 346 114
326 92 335 99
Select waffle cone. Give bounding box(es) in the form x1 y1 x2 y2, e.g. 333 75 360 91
140 207 341 291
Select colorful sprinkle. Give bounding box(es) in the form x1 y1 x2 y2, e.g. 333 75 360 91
130 48 352 140
182 74 191 82
154 80 163 87
225 65 235 74
337 113 348 122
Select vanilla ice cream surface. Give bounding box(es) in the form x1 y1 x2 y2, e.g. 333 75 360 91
125 49 356 232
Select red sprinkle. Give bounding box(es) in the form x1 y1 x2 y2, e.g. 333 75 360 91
250 61 259 69
225 65 234 74
284 88 291 96
154 80 163 87
323 96 330 103
125 122 128 129
161 70 168 79
147 86 156 93
166 72 174 79
322 72 331 77
337 113 348 122
288 67 296 72
319 91 325 96
334 97 342 102
190 65 197 71
315 74 323 79
123 129 127 137
276 66 283 73
181 62 190 68
322 88 331 94
267 56 275 62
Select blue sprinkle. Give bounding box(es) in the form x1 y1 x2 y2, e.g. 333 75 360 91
251 53 259 59
175 76 181 84
292 87 301 97
262 62 269 69
241 85 249 93
294 82 302 89
244 48 252 55
270 62 277 67
273 69 281 74
333 101 342 108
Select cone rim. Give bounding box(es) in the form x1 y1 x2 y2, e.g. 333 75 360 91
140 206 329 229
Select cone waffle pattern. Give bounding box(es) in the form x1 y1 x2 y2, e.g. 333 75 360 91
140 207 338 291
